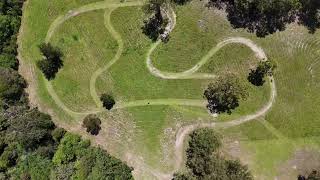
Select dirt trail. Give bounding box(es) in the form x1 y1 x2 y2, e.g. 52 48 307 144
174 78 276 170
147 37 267 79
19 1 277 179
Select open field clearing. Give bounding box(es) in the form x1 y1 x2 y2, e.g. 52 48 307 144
18 0 320 179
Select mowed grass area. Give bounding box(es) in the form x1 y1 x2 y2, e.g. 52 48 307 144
50 10 118 112
19 0 103 121
19 0 320 178
220 25 320 178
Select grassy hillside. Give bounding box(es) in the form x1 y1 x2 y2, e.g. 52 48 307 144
19 0 320 179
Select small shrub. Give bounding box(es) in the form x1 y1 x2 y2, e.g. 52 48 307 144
82 114 101 135
100 94 115 110
248 59 276 86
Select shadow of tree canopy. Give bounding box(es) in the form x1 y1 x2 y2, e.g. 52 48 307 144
207 0 320 37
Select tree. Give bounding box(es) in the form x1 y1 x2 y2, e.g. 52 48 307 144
36 43 63 80
0 67 26 104
204 73 248 114
51 128 66 142
225 160 253 180
0 54 18 70
248 59 276 86
298 0 320 33
207 0 301 37
186 128 222 177
174 128 253 180
142 0 168 41
6 108 55 149
172 172 196 180
82 114 101 135
100 94 115 110
171 0 191 5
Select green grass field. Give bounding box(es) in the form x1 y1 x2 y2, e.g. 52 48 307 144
19 0 320 179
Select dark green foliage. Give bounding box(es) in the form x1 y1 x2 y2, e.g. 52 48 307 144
88 148 134 180
298 170 320 180
204 73 248 114
52 133 90 165
206 0 320 37
174 128 253 180
187 128 221 158
186 128 222 177
82 114 101 135
37 43 63 80
0 144 19 171
298 0 320 33
100 93 116 110
225 160 252 180
6 107 55 149
171 0 191 5
11 154 52 180
0 0 24 16
248 59 276 86
51 128 66 143
0 54 18 69
142 0 168 41
172 172 196 180
52 133 134 179
0 67 26 104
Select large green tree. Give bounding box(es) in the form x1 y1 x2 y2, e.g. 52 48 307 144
37 43 63 80
206 0 320 37
204 73 248 114
174 128 253 180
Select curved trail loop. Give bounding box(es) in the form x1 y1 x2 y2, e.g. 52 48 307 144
41 1 277 179
147 37 266 79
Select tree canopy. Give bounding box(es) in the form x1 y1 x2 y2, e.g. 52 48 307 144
142 0 168 41
82 114 102 135
204 73 248 114
173 128 253 180
248 59 276 86
100 93 116 110
37 43 63 80
207 0 320 37
0 67 26 105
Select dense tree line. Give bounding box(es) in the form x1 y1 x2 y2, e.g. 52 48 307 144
207 0 320 37
0 1 134 179
173 128 252 180
0 0 23 70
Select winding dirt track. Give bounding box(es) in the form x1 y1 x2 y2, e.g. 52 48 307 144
26 0 277 179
